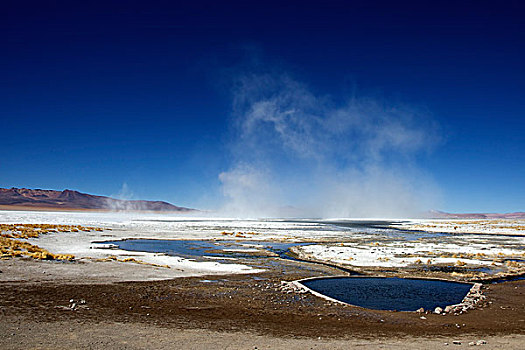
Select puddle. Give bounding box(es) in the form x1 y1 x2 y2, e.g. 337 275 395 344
299 277 473 311
321 220 449 240
489 274 525 283
199 279 228 283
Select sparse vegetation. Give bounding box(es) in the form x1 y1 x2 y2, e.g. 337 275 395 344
221 231 259 237
0 223 102 261
90 255 170 268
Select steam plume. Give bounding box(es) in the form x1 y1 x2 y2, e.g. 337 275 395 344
219 72 441 218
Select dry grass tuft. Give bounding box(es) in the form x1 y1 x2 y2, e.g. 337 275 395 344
0 223 102 261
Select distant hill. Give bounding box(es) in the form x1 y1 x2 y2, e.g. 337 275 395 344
426 210 525 219
0 187 194 212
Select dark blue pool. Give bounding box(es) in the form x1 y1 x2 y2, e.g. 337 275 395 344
300 277 473 311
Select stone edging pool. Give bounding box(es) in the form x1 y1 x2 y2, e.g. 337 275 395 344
282 276 485 314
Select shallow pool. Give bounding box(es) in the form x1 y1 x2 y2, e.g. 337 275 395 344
102 239 308 260
300 277 473 311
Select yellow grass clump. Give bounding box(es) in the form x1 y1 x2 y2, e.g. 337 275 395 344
505 260 521 268
0 223 102 262
221 231 259 237
0 236 74 261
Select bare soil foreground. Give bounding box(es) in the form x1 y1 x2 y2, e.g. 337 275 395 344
1 258 524 349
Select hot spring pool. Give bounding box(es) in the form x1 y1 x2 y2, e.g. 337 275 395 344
299 277 473 311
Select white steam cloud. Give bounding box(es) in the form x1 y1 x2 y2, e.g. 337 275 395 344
219 73 441 218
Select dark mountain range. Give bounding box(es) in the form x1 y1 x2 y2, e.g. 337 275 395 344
0 187 194 212
426 210 525 219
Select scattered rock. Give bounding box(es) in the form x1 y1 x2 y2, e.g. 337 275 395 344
279 281 307 294
469 342 476 346
434 306 443 314
476 340 487 345
417 307 425 313
442 283 486 315
452 340 461 345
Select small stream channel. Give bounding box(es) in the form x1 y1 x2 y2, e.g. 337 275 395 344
100 239 309 261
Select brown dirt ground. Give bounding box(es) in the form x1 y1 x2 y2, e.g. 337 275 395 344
1 259 524 334
0 252 524 349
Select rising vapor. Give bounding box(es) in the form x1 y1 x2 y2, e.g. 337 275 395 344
219 72 441 218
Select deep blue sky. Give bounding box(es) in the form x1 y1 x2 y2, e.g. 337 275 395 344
2 0 524 213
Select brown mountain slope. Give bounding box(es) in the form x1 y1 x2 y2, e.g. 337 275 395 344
426 210 525 219
0 188 194 212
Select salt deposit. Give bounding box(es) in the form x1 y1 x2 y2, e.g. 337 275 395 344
1 210 523 281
